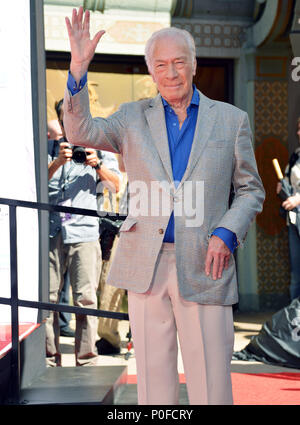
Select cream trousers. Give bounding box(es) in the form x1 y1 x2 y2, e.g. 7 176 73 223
128 243 234 405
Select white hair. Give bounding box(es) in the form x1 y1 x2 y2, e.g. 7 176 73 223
145 27 196 72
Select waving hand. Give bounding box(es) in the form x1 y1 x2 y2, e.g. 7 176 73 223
65 7 105 83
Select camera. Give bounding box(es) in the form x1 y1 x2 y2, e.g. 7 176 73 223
72 146 88 164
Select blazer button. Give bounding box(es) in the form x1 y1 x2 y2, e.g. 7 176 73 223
158 228 164 234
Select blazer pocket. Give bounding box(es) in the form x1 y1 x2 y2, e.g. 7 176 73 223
119 217 138 232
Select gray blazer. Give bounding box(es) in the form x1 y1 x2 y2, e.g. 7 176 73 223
64 85 265 305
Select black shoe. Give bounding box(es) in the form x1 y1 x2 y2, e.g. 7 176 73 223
96 338 121 355
60 327 75 337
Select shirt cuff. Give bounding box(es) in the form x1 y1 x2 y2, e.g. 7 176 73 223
67 71 87 96
212 227 238 253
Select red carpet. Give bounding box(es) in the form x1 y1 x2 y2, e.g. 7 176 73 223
231 372 300 405
0 323 38 359
127 372 300 405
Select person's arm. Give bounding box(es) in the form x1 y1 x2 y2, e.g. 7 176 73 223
212 227 237 253
65 7 105 85
205 112 265 280
96 165 120 193
282 192 300 210
48 160 62 180
48 142 72 180
67 71 87 96
63 7 125 154
212 111 265 245
205 228 237 280
85 148 120 193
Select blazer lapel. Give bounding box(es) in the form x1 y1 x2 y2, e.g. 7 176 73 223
176 90 217 192
144 90 217 190
145 95 174 184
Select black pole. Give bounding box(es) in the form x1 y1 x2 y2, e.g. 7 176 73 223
9 205 20 404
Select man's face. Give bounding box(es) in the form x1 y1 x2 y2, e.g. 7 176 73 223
150 35 196 104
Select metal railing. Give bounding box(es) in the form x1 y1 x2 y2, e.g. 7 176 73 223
0 197 129 404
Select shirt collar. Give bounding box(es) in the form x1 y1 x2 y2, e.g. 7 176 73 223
162 84 199 108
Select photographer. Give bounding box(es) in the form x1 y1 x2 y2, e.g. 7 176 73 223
46 98 120 367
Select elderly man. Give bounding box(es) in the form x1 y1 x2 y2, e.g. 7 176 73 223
63 7 265 404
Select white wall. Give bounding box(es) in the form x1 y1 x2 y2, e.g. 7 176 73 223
0 1 38 324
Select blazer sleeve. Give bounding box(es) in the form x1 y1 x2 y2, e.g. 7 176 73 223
216 111 265 246
63 84 127 155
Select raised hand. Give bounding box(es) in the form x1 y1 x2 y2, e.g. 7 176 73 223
65 6 105 83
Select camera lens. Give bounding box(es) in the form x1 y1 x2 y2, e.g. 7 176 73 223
72 146 86 164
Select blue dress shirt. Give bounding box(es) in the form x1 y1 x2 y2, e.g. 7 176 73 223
67 74 237 252
67 71 87 95
161 85 237 252
162 87 198 243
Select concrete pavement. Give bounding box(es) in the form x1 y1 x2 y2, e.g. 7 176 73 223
59 310 300 375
